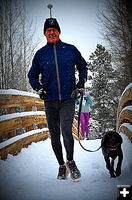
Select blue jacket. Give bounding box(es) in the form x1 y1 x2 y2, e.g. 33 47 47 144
76 93 92 113
28 40 88 101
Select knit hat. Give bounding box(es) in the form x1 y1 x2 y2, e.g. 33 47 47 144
44 18 61 34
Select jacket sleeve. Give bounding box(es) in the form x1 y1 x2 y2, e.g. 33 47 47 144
74 47 88 80
86 94 92 105
28 53 42 91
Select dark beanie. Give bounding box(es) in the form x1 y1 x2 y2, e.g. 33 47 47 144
44 18 61 34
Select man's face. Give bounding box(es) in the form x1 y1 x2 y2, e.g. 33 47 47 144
45 28 60 43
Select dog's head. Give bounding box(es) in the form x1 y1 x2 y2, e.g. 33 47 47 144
102 131 123 151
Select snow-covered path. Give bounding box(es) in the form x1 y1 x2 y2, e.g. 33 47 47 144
0 133 131 200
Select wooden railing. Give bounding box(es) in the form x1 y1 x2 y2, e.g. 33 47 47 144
1 83 131 160
116 82 132 141
0 89 81 160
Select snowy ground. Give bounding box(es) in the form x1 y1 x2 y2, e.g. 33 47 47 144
0 133 131 200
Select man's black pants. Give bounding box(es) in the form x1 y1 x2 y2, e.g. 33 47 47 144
44 99 75 165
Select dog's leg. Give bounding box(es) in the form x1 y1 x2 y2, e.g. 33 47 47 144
104 156 116 178
115 150 123 177
111 158 115 170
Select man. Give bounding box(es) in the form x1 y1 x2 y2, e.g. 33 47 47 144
28 17 88 180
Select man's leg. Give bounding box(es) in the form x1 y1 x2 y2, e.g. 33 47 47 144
60 99 75 161
60 99 81 179
44 101 65 165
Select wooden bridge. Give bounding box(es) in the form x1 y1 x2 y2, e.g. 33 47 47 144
116 82 132 141
0 83 131 160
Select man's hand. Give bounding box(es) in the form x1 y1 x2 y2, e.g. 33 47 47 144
76 78 85 89
71 78 85 100
37 87 47 100
71 88 84 100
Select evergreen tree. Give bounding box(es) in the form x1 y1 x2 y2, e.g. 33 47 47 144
89 44 117 131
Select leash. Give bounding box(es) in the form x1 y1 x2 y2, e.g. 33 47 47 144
77 90 102 152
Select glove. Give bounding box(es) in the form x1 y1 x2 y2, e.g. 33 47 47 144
36 85 47 100
71 88 84 100
71 78 85 100
38 88 47 100
76 78 85 89
71 88 79 100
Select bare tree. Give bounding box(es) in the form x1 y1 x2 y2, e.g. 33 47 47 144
0 0 39 91
98 0 132 93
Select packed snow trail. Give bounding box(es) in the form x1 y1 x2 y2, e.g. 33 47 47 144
0 133 131 200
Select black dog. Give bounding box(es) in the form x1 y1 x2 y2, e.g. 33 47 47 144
101 131 123 178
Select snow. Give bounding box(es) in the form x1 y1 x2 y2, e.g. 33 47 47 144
122 105 132 112
0 133 132 200
0 128 49 149
0 111 45 122
119 82 132 100
0 89 39 98
0 87 131 200
120 123 132 132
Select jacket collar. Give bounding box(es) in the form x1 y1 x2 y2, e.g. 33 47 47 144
46 39 62 47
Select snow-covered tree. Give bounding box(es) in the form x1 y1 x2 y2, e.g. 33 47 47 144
89 44 117 131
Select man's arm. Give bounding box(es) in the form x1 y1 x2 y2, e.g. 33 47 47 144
74 47 88 82
28 54 42 91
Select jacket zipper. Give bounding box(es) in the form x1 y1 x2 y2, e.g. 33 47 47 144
53 44 61 100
